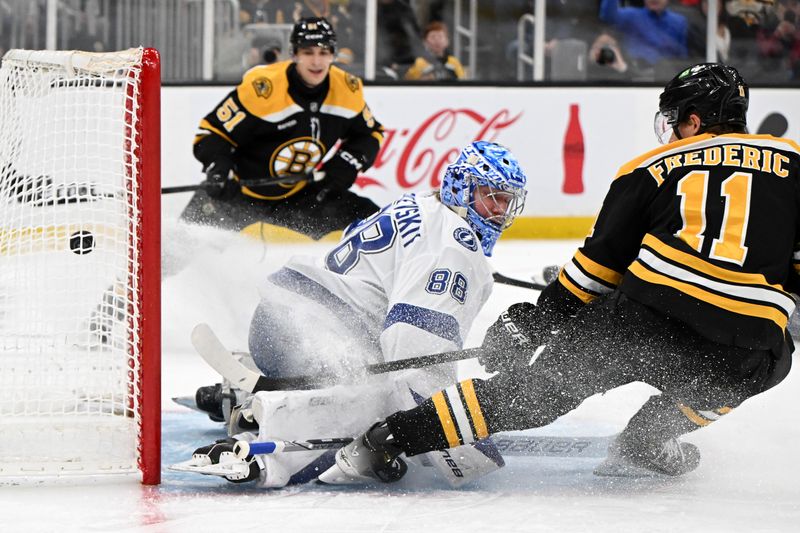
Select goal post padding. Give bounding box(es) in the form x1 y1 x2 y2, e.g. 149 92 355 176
0 48 161 484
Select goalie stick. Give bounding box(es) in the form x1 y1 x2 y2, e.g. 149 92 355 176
234 435 613 459
167 433 615 476
190 323 484 392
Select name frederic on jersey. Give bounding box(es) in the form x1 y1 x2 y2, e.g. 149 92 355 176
392 194 422 246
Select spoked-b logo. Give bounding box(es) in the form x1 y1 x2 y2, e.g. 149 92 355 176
270 137 326 185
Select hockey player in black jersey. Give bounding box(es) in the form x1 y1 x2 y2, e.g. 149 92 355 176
180 17 384 239
319 63 800 484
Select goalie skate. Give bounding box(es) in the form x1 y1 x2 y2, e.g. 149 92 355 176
169 438 262 482
169 454 253 480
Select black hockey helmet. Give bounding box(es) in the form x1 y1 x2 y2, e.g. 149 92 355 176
655 63 749 142
290 17 337 54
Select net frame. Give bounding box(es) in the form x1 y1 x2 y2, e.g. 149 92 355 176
0 47 161 485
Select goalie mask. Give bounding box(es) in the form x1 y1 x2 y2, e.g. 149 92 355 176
440 141 527 257
654 63 749 144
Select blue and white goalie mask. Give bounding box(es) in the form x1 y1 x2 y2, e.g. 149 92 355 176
440 141 527 256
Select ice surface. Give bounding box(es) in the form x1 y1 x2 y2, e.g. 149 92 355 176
2 229 799 533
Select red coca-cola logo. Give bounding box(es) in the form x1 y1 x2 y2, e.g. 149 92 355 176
355 108 522 190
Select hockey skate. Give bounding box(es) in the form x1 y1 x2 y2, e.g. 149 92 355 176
594 434 700 477
317 421 407 484
195 382 250 423
169 438 262 483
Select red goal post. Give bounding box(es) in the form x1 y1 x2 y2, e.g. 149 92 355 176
0 47 161 484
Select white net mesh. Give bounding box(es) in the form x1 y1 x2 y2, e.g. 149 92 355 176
0 48 146 478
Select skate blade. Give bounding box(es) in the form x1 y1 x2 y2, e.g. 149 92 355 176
172 395 199 411
169 461 250 478
593 460 663 478
169 457 250 478
316 463 374 485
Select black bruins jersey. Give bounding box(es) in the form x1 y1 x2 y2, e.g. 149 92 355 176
558 133 800 351
193 60 384 200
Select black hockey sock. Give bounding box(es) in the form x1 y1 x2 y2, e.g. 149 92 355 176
386 401 449 457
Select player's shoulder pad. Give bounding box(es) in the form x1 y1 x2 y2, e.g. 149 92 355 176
613 134 715 181
321 65 366 119
236 60 297 121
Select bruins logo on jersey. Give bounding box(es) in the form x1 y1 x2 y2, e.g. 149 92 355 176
252 77 272 99
269 136 326 185
345 73 360 93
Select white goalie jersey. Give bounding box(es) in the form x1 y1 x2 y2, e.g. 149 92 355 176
268 191 494 363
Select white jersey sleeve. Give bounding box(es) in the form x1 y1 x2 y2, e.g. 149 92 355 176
379 195 494 362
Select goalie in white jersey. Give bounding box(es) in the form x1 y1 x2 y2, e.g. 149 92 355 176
188 141 527 487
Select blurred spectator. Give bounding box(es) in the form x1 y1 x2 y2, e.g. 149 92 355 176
588 31 632 79
756 0 800 80
599 0 689 74
726 0 787 82
677 0 731 62
505 0 597 80
405 21 465 80
247 34 283 67
376 0 422 79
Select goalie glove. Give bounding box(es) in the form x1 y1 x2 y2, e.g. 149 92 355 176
479 302 540 374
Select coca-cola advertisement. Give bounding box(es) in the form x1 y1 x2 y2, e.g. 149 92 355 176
162 85 797 223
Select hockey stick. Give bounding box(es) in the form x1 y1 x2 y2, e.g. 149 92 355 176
191 323 484 393
492 272 547 291
161 173 313 194
168 433 613 477
234 434 613 459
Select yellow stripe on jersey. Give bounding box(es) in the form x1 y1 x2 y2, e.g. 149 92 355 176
459 379 489 440
615 134 715 181
677 403 713 427
237 61 296 120
642 234 783 289
574 250 623 286
628 261 790 329
721 133 800 154
197 119 238 147
432 391 461 448
322 65 366 118
558 269 597 304
240 181 307 200
615 133 800 183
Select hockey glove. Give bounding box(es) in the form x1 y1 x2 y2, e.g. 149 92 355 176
479 302 540 374
191 438 261 483
204 158 235 199
319 149 366 193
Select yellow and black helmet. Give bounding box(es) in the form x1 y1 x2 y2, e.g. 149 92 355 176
290 17 337 54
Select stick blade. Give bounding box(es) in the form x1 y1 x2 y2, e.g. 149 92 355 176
190 323 260 392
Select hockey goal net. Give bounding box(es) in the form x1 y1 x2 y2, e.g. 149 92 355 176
0 48 161 484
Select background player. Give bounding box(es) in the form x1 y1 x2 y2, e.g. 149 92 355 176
185 141 528 487
181 17 384 240
318 63 799 484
